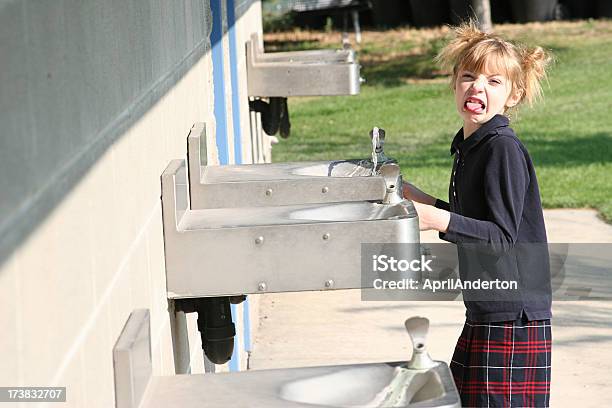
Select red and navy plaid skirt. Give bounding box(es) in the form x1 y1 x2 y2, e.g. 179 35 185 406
450 318 552 407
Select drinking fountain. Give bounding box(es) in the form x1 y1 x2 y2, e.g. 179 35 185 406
246 32 362 138
246 33 361 97
186 122 396 209
153 122 460 407
113 310 461 408
166 123 418 365
162 160 418 299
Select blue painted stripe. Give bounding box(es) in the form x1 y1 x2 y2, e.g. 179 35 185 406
229 303 241 372
211 0 250 372
210 0 229 165
226 0 252 360
227 0 243 164
211 0 239 372
243 297 252 352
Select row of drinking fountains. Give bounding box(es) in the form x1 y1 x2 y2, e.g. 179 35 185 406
111 35 461 408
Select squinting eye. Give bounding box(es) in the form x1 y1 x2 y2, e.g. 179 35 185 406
461 73 473 79
490 79 502 85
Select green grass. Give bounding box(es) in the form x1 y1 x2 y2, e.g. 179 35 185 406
266 21 612 222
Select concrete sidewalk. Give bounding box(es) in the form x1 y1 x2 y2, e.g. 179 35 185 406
249 209 612 407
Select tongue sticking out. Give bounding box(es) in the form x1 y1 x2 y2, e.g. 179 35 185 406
466 101 484 114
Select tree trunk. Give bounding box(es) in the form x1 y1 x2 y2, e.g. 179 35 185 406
471 0 493 32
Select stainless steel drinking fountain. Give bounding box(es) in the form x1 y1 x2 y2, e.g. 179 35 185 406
246 33 361 97
187 123 393 209
153 123 460 407
166 122 416 299
246 33 361 140
114 310 461 408
162 159 418 299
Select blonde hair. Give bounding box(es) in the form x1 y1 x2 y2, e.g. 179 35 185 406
435 21 552 109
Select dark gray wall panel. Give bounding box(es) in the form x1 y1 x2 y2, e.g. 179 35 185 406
0 0 261 263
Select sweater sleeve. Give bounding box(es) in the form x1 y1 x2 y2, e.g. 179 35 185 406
440 136 530 250
434 198 450 211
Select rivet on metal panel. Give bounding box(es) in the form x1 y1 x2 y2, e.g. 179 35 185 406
324 280 334 289
265 188 273 196
255 236 265 245
258 282 267 291
322 186 329 193
322 233 330 240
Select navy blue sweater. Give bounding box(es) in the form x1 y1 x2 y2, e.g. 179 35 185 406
435 114 552 322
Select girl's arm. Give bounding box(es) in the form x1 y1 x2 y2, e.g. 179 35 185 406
402 181 452 231
413 202 451 233
402 182 447 207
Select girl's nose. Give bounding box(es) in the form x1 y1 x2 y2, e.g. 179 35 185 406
471 75 486 91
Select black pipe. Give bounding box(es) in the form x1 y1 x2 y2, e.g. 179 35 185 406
249 97 291 138
175 297 236 365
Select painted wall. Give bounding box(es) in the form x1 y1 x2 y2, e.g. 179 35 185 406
0 0 262 406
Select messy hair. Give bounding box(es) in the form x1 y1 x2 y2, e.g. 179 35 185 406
435 21 552 109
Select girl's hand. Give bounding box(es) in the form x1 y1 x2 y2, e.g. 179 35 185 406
413 201 451 232
402 182 436 205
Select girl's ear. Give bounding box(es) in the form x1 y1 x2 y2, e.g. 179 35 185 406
506 87 523 108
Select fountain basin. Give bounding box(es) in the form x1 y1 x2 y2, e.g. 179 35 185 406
246 33 361 97
250 37 355 64
141 363 459 408
162 159 418 298
187 126 389 209
291 160 375 177
194 160 385 208
114 311 461 408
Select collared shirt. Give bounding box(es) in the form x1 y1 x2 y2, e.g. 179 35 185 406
434 114 552 322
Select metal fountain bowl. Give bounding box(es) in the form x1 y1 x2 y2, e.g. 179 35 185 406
194 159 385 208
248 33 355 64
278 363 459 408
187 124 390 209
291 159 375 177
246 33 361 97
114 311 462 408
140 362 459 408
162 159 419 298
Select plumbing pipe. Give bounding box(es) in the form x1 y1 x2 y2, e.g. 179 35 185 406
168 299 191 374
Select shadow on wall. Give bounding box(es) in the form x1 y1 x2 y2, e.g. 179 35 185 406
0 0 256 267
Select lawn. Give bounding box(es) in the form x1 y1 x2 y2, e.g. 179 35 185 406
264 20 612 222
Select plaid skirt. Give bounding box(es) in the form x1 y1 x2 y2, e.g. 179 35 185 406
450 318 552 408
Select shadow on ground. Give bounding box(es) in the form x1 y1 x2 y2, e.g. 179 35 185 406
522 131 612 167
398 130 612 168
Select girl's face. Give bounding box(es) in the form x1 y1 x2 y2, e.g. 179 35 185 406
454 63 521 136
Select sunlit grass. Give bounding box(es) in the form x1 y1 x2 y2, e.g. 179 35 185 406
265 20 612 222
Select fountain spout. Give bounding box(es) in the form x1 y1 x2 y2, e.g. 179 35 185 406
379 163 404 205
405 317 438 370
369 127 396 173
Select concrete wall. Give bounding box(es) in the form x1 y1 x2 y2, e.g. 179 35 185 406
0 0 262 406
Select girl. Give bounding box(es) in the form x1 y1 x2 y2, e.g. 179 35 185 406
403 22 553 407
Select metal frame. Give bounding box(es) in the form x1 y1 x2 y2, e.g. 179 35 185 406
161 159 419 299
187 124 388 209
246 33 361 97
